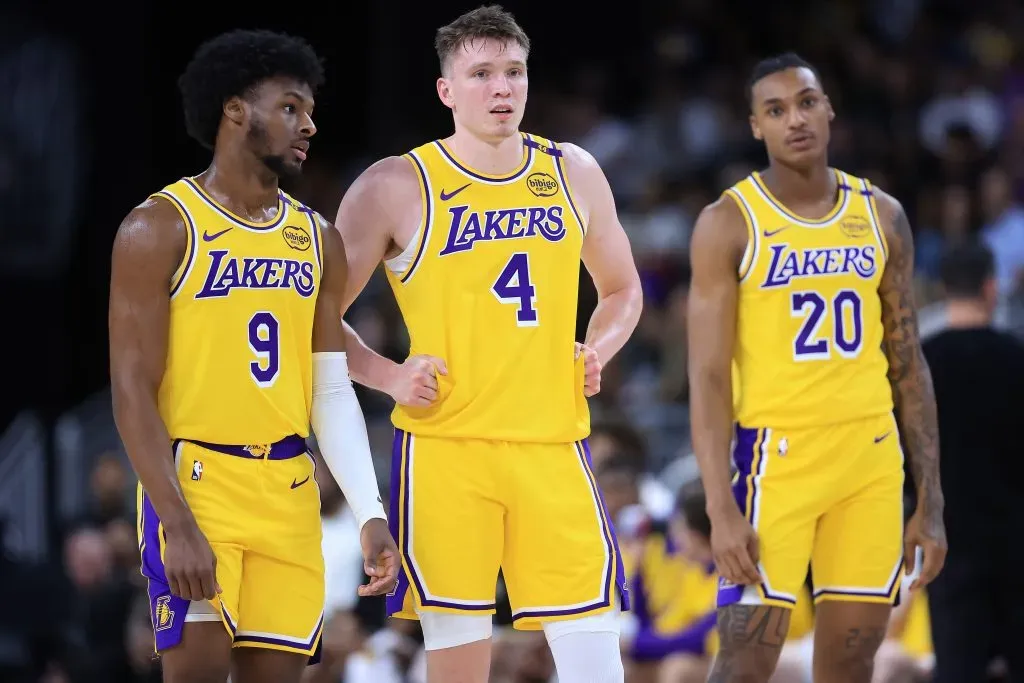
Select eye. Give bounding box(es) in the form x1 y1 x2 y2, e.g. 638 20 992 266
284 104 296 113
768 106 783 117
474 71 487 79
802 96 817 108
509 68 522 77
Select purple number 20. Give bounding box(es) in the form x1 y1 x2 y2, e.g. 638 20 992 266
791 290 863 360
248 311 280 386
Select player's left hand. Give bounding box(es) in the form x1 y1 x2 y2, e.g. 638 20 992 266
903 504 947 591
358 518 400 597
575 342 602 397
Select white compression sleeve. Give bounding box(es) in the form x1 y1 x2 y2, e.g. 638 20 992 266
310 352 387 530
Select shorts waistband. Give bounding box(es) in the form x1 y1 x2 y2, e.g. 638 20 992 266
174 434 308 460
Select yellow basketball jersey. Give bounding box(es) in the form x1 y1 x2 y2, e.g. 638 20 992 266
153 177 322 445
727 169 893 428
386 133 588 442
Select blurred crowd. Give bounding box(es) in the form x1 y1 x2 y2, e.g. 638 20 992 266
4 0 1024 681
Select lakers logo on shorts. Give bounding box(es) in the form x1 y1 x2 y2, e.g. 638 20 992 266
282 225 311 251
155 595 175 631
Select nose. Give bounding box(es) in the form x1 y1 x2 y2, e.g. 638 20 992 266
300 112 316 138
493 74 511 98
786 107 808 129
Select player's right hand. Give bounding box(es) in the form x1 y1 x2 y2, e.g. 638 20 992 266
162 519 221 601
386 354 448 407
708 506 763 586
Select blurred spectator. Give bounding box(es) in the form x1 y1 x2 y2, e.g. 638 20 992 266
978 165 1024 297
921 241 1024 683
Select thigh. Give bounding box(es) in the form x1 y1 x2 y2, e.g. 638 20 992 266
810 416 904 607
159 621 233 683
501 439 627 630
723 426 818 610
812 601 891 683
231 647 309 683
387 430 504 620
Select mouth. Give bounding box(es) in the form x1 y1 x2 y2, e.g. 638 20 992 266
291 141 309 161
490 105 514 119
786 132 814 147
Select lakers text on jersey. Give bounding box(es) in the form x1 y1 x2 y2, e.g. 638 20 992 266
136 178 326 656
381 134 628 628
719 170 904 609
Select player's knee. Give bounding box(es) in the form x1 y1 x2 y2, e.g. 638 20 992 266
419 611 493 651
543 610 624 683
709 605 790 683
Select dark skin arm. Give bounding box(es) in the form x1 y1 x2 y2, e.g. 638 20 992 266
875 190 947 590
311 218 400 596
687 195 762 586
109 198 219 601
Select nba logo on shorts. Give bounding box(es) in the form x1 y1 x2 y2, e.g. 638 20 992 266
192 460 203 481
155 595 175 631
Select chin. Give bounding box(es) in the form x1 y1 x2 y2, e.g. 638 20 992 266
263 154 302 178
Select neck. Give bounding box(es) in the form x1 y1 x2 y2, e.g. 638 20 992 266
445 127 524 175
763 159 835 204
201 143 280 216
946 298 992 328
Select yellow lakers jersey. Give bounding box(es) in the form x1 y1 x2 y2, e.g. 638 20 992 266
726 169 894 428
153 177 322 445
386 133 588 442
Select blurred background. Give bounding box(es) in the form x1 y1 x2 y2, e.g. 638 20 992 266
2 0 1024 681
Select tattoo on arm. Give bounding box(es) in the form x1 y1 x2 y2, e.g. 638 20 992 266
879 202 942 514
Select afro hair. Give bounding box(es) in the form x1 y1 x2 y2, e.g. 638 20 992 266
178 29 325 150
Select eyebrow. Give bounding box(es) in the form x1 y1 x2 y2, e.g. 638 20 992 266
467 60 527 72
761 87 817 106
283 90 312 103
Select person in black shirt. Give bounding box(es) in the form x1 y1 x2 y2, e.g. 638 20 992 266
922 240 1024 683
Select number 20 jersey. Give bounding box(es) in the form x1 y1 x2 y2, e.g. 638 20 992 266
151 178 322 445
727 169 894 429
386 133 589 443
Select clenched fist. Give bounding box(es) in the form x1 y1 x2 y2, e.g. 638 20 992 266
384 354 448 407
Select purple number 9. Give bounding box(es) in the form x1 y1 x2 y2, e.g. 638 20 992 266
248 311 280 386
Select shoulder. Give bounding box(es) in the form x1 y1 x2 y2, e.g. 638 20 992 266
693 193 748 242
337 155 420 226
868 185 910 238
114 195 187 252
555 141 601 183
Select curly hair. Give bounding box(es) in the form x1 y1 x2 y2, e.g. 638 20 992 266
178 29 325 150
435 5 530 76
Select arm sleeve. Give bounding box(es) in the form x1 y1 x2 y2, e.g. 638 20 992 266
310 352 387 530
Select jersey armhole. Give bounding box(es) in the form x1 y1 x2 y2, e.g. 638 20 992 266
307 209 324 277
151 190 198 298
723 188 759 282
393 151 432 284
861 179 889 264
544 137 587 239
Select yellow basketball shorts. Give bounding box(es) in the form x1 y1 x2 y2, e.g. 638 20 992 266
137 435 325 657
718 413 905 609
386 429 630 630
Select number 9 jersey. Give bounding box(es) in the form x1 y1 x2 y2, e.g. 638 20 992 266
152 178 322 445
726 169 893 429
385 133 589 443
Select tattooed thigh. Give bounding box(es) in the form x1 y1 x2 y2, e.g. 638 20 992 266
812 601 891 683
706 605 791 683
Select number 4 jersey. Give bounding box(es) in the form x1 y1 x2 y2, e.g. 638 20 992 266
385 133 590 442
726 169 894 429
151 178 322 445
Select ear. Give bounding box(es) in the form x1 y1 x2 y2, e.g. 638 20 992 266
436 76 455 110
825 95 835 122
223 95 246 126
749 114 762 141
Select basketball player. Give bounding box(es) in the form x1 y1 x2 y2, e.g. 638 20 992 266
334 6 643 683
108 30 399 683
686 53 947 683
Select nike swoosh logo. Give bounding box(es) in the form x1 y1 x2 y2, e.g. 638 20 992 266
763 226 789 237
203 228 232 242
873 431 891 443
439 183 471 201
290 476 310 489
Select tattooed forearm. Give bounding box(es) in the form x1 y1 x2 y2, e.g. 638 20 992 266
878 201 943 515
707 605 790 682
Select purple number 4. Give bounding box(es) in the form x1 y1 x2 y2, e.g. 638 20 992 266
492 252 538 326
